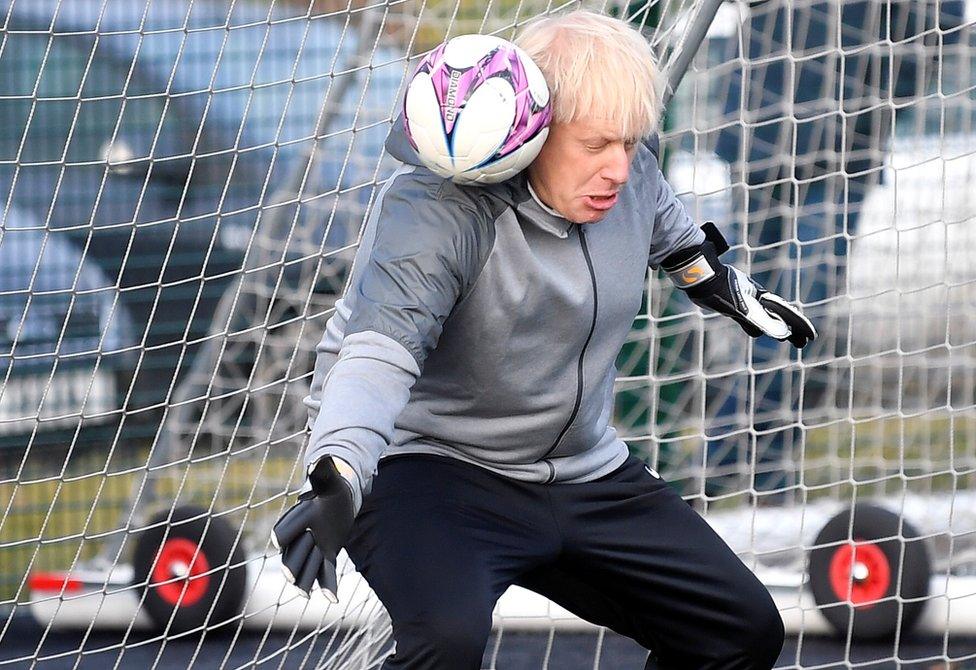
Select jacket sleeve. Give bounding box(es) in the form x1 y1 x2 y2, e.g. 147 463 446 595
644 145 705 268
302 175 490 512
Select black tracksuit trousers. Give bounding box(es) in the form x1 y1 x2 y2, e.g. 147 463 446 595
346 454 784 670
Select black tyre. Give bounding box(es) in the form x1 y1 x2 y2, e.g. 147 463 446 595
809 503 930 640
133 505 246 634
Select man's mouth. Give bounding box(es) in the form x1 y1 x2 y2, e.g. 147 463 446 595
584 193 618 211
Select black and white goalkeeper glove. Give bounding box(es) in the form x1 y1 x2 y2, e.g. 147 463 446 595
662 222 817 349
272 457 356 601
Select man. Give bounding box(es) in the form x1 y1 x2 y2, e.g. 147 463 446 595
272 10 815 669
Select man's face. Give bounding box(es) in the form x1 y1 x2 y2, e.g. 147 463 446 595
526 116 638 224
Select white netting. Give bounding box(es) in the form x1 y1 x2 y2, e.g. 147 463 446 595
1 0 975 667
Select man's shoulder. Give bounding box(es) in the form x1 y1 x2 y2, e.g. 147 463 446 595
383 166 503 231
373 166 500 262
633 133 661 172
641 134 661 160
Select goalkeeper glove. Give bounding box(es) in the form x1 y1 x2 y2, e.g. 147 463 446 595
662 222 817 349
272 457 356 601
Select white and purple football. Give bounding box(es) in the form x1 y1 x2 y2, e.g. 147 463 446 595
403 34 552 185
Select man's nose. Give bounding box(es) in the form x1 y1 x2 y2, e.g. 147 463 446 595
601 143 630 185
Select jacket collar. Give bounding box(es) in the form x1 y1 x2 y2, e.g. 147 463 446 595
505 172 574 239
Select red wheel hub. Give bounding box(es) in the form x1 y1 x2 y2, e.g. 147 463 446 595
828 540 891 609
151 538 211 606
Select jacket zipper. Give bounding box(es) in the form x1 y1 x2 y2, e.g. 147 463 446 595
541 226 599 482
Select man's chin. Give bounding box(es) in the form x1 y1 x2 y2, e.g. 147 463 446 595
573 209 610 224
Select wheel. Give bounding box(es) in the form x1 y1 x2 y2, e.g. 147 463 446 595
808 503 930 640
133 505 246 634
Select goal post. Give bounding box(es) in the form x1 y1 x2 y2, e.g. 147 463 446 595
2 0 976 667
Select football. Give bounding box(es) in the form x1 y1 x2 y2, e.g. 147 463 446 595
403 34 552 185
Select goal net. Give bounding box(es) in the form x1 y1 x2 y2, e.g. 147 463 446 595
1 0 974 667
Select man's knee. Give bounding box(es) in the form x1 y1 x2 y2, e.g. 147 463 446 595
387 612 491 669
745 598 785 669
723 596 784 670
688 594 784 670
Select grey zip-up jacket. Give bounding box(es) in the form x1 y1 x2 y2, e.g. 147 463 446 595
303 118 704 512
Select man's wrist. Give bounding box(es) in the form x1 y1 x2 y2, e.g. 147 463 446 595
329 456 358 485
308 455 359 494
661 222 731 293
663 249 718 290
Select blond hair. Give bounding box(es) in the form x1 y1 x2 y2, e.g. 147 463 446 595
515 10 665 141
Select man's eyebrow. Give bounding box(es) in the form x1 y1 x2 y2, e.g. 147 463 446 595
582 135 638 145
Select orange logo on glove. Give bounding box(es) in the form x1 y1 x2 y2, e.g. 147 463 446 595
681 266 705 285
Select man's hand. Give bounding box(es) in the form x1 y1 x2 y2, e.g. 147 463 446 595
693 265 817 348
663 222 817 349
272 457 355 601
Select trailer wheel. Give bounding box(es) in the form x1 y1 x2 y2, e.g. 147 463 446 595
809 503 930 640
133 505 246 634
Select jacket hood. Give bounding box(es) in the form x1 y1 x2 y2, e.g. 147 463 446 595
383 113 533 209
384 114 424 167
